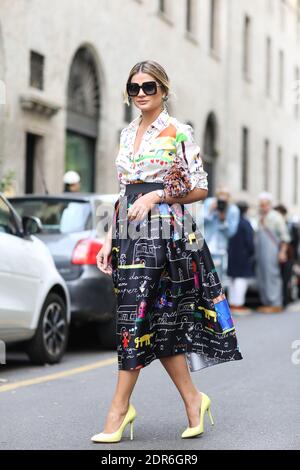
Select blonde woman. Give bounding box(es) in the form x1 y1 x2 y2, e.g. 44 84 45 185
91 60 242 443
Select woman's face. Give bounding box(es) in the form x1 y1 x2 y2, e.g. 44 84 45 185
129 72 165 113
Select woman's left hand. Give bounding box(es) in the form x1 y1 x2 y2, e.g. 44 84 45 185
127 192 158 222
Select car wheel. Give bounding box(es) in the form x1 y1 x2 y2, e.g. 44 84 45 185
96 317 117 350
26 293 69 365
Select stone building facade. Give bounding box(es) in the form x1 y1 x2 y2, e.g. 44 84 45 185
0 0 299 213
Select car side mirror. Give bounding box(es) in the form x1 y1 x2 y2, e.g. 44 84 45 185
22 216 43 235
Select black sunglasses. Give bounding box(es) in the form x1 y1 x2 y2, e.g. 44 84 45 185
126 80 162 97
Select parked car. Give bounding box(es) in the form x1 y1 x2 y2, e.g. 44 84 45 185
0 193 71 364
8 192 119 349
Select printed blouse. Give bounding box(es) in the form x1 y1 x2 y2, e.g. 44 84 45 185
115 108 208 197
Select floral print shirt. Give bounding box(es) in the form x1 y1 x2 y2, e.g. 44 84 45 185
115 108 208 196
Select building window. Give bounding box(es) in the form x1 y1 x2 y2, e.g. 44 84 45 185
158 0 172 23
277 146 282 201
186 0 192 32
66 47 100 193
293 156 299 205
278 49 284 105
267 0 273 14
25 133 43 194
263 139 270 190
186 0 197 36
203 112 218 197
241 127 249 191
265 37 272 97
242 15 251 80
30 51 44 90
209 0 220 54
297 0 300 41
159 0 166 13
295 66 299 119
280 0 286 30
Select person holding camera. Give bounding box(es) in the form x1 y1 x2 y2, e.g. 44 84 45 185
203 187 240 261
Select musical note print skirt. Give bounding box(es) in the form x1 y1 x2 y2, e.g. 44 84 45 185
111 182 243 372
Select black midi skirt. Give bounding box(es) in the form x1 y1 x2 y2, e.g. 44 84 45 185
111 182 243 372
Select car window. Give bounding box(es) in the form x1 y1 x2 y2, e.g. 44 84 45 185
10 199 91 234
0 198 18 235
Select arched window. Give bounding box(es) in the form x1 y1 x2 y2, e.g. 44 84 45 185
65 47 100 192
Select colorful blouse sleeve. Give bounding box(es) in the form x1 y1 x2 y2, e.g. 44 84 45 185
176 124 208 192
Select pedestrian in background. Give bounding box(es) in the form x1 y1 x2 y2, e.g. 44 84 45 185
274 204 299 306
63 170 81 192
203 187 240 281
227 201 255 315
255 192 290 313
203 188 240 252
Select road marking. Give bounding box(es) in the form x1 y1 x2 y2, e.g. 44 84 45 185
0 356 117 393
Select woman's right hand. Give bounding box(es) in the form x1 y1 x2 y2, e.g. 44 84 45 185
96 241 112 275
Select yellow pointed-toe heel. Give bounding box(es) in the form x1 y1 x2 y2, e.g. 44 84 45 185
91 403 137 443
181 392 214 439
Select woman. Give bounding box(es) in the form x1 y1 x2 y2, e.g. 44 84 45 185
91 60 242 443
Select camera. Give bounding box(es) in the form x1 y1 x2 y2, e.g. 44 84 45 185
217 199 227 212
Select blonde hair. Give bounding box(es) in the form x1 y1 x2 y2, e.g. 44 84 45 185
123 60 171 106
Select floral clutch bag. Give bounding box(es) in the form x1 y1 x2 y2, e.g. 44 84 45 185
157 124 192 198
163 140 192 197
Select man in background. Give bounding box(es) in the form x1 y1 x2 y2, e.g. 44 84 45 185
255 192 290 313
63 171 81 193
227 201 255 315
